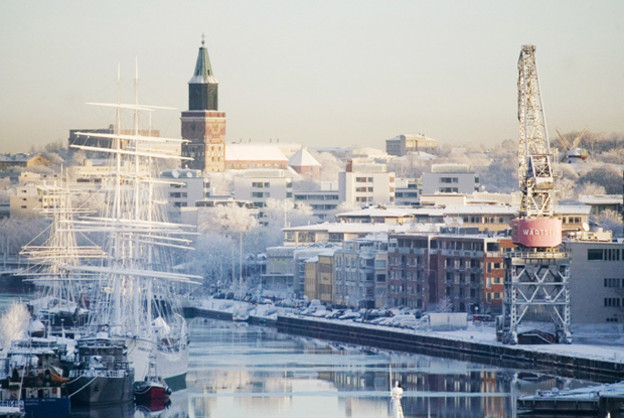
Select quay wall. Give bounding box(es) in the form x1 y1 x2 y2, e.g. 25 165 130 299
183 306 624 382
276 316 624 383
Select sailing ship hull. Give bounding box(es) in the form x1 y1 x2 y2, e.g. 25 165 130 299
126 335 188 390
66 375 134 406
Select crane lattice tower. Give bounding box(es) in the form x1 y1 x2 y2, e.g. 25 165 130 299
501 45 571 345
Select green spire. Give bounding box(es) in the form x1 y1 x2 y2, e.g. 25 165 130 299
188 36 219 111
190 35 217 84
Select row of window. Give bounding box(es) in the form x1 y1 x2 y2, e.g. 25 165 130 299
295 195 339 201
604 298 622 307
440 177 459 183
605 278 623 288
588 249 622 261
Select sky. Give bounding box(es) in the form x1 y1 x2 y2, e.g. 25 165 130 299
0 0 623 153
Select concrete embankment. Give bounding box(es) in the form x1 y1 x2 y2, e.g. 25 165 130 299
184 306 624 383
276 316 624 383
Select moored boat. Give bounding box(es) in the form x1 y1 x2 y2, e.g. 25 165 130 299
65 335 134 406
0 338 70 418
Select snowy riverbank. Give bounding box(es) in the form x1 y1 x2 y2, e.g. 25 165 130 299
187 297 624 374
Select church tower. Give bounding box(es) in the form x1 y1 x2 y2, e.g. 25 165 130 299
181 37 226 172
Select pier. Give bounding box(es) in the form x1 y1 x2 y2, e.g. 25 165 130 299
517 382 624 416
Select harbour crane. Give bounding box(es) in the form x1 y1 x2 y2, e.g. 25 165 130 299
500 45 572 344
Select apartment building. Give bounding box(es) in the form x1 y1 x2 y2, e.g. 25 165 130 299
567 239 624 323
338 161 395 207
333 238 388 309
422 164 479 195
233 169 293 212
387 231 512 313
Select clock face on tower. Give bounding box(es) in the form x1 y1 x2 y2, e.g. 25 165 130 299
212 123 220 133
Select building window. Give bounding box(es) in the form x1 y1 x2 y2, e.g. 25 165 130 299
588 249 604 261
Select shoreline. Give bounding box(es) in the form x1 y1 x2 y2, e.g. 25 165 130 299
184 305 624 383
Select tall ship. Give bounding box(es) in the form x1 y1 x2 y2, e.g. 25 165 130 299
62 67 201 389
18 175 105 338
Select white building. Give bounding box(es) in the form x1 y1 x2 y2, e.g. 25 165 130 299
160 169 211 222
233 169 293 210
394 178 420 207
293 191 340 220
386 134 438 156
338 161 395 207
567 239 624 324
422 164 479 195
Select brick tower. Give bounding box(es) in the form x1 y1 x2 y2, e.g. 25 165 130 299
181 37 225 172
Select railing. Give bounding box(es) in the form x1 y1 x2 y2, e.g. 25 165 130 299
0 399 24 409
69 369 128 378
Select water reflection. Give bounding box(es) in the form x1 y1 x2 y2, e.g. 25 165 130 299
180 319 596 418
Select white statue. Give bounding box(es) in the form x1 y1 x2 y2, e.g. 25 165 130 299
390 380 404 418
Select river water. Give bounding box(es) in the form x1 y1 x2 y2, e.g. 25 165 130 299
177 318 595 418
0 295 599 417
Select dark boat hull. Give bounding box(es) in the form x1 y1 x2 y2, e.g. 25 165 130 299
23 397 71 418
66 375 134 406
134 386 169 400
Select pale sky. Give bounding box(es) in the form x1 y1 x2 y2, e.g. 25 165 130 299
1 0 622 153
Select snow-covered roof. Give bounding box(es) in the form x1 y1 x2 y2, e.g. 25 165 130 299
288 147 321 167
442 204 516 215
396 151 437 161
554 204 591 215
337 207 417 218
160 168 202 179
0 153 34 162
337 204 517 219
352 147 388 157
283 221 431 235
226 144 288 162
578 194 623 205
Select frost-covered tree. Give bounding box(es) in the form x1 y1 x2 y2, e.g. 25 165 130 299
197 204 257 235
310 151 344 182
188 233 236 289
574 182 606 198
476 139 517 193
387 153 433 179
0 217 49 256
436 296 454 313
0 303 30 350
263 198 315 229
578 166 622 194
195 204 258 294
596 209 623 238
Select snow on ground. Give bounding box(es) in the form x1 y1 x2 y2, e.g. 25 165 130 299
192 297 624 364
